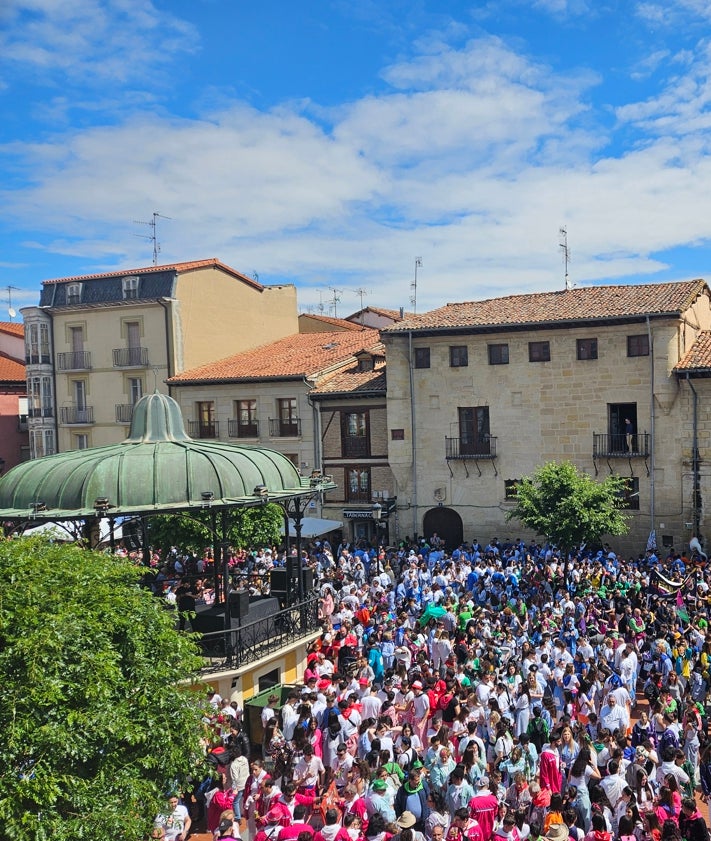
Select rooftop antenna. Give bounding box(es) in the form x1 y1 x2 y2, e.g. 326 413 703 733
5 285 20 320
411 257 422 314
328 286 342 318
355 287 368 327
559 226 572 290
317 291 325 315
133 211 172 266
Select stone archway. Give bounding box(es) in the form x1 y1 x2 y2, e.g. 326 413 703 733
422 507 463 551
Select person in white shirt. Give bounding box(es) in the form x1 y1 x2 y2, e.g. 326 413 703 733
261 694 280 730
281 693 301 741
156 795 191 841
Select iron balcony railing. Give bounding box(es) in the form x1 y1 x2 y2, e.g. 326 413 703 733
195 595 321 674
56 350 92 371
112 347 149 367
188 420 219 439
59 406 94 425
25 353 51 365
29 407 54 419
268 417 301 437
445 436 497 459
228 418 259 438
593 432 650 458
115 403 135 424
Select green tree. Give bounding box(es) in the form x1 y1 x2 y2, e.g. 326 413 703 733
0 537 205 840
506 460 629 578
145 503 284 555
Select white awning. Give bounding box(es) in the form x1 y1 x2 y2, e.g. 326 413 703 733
281 517 342 538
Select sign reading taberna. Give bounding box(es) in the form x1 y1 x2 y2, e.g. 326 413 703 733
343 510 379 519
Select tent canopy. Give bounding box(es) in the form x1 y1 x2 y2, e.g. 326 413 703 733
281 517 342 538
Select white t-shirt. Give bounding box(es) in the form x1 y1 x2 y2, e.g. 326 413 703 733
158 804 190 841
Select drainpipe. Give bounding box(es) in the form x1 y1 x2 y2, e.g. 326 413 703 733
306 383 322 518
647 316 655 541
158 298 173 389
408 331 417 540
686 373 700 537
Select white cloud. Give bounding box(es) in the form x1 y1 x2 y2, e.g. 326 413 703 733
4 29 711 312
0 0 197 89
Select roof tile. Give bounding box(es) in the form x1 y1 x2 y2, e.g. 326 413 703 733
674 331 711 372
383 280 708 333
0 353 25 381
169 328 381 383
312 360 386 395
0 322 24 337
42 258 263 289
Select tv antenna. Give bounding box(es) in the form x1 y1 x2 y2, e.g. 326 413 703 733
317 291 325 315
355 287 368 326
559 226 572 290
5 285 20 320
410 257 422 314
328 286 342 318
133 211 172 266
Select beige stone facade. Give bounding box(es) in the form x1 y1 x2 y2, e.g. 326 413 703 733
21 260 297 455
382 281 711 554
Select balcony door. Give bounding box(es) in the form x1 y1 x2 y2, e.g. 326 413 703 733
278 398 298 437
197 401 216 438
458 406 490 456
609 403 637 453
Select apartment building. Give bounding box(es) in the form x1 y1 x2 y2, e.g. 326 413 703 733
21 259 297 456
0 322 28 471
381 280 711 553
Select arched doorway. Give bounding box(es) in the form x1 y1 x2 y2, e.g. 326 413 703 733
422 507 463 551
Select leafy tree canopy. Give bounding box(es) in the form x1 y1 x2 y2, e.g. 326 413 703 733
506 460 629 552
0 537 205 840
145 503 283 555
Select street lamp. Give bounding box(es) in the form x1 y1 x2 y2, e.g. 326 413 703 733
372 502 382 522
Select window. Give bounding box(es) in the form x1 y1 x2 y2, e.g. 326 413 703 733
122 275 139 299
277 398 299 436
66 283 82 304
504 479 520 500
74 434 89 450
73 380 87 412
31 429 55 459
342 411 369 458
391 428 405 440
450 346 468 367
197 401 217 438
608 403 638 454
28 376 53 417
414 347 430 369
357 357 374 372
25 323 50 364
488 344 509 365
458 406 491 455
577 338 598 360
235 399 258 437
346 466 371 502
627 334 649 357
528 341 550 362
128 377 143 404
620 477 640 510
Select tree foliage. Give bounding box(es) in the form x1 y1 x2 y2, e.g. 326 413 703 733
0 537 205 840
506 460 629 551
145 503 284 555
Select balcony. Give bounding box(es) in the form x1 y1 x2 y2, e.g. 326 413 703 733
228 418 259 438
115 404 135 424
59 406 94 425
445 436 497 459
29 406 54 419
112 347 149 368
56 351 92 371
343 437 370 458
25 353 51 365
188 420 219 439
345 490 374 503
593 432 650 458
268 417 301 437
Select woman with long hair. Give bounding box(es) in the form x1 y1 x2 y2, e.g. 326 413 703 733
569 745 600 832
634 768 656 815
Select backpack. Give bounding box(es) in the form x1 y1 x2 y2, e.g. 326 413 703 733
528 717 548 753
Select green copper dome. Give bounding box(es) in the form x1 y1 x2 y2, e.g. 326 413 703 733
0 392 316 519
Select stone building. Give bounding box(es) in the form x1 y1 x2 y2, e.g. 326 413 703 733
20 259 297 455
0 322 28 471
381 279 711 554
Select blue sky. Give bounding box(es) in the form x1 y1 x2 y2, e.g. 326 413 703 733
2 0 711 317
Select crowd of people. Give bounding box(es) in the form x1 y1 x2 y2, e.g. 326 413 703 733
154 535 711 841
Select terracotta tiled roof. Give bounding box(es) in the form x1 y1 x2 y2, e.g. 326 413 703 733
298 313 363 331
168 329 381 384
0 322 24 337
674 332 711 373
348 306 408 322
383 280 708 333
0 353 25 382
311 360 386 396
42 258 263 289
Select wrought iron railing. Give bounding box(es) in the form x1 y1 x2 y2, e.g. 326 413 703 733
593 432 650 458
445 436 497 459
113 346 149 367
59 406 94 425
195 595 321 674
228 418 259 438
188 420 219 439
268 417 301 437
115 403 135 423
56 350 92 370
